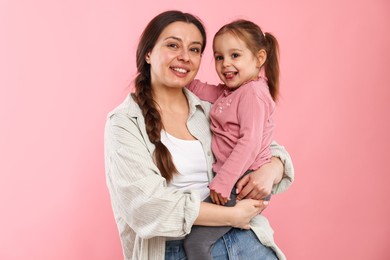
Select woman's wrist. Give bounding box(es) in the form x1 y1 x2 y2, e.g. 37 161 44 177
269 157 284 184
196 202 235 226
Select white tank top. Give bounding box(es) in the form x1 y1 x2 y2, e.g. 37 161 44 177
161 131 209 200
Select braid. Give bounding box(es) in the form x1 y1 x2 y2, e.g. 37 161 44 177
134 74 178 182
132 10 207 181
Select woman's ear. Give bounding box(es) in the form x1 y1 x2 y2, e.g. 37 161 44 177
145 52 151 64
256 49 267 68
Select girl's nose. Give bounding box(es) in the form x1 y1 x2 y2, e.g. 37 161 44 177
222 58 230 67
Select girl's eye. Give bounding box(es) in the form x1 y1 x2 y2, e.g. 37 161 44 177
215 55 223 61
232 53 240 58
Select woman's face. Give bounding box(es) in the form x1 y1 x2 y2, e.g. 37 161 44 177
146 21 204 91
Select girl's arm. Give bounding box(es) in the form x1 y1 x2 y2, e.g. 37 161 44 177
186 79 225 103
208 86 271 199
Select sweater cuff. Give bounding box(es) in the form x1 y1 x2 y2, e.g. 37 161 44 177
270 141 295 194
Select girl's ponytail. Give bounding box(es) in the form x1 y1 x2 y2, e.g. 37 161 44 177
264 32 280 102
214 20 281 102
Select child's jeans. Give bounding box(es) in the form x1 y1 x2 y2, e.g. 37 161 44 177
166 228 277 260
183 170 271 260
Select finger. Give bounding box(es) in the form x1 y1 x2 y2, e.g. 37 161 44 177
214 194 219 205
256 200 269 215
236 175 250 196
253 200 268 210
214 193 221 205
245 188 261 200
218 195 224 206
211 192 217 204
224 197 229 205
238 179 256 200
217 195 223 205
249 189 269 200
216 195 222 205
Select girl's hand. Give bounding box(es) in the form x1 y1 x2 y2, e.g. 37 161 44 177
210 189 228 205
230 199 269 229
236 158 283 201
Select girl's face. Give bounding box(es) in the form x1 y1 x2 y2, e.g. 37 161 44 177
146 22 203 91
213 32 263 89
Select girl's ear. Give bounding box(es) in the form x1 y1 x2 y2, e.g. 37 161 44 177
256 49 267 68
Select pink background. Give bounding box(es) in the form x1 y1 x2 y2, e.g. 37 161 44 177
1 0 389 259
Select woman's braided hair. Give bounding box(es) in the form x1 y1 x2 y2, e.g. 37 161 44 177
133 10 206 181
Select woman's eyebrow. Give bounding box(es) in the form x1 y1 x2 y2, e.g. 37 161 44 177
164 36 202 46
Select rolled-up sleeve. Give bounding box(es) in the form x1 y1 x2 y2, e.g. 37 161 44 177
104 113 201 239
270 141 295 194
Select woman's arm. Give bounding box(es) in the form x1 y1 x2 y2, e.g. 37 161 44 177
236 141 294 200
105 111 265 239
195 199 267 229
105 112 201 239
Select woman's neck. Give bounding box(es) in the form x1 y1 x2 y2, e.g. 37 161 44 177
152 87 187 112
152 86 193 140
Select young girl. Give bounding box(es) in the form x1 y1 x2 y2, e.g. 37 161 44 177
184 19 281 259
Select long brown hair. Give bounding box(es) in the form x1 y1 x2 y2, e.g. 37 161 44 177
214 20 280 101
133 10 206 181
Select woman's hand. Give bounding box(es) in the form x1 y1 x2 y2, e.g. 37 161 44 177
230 199 269 229
236 157 283 201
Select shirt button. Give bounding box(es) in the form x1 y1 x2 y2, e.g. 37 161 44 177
207 151 211 156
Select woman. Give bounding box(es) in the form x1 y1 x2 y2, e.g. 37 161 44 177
104 10 294 260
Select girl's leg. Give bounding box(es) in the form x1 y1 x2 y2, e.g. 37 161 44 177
211 228 278 260
166 228 278 260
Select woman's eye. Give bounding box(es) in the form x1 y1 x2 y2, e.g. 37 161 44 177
215 55 223 61
167 43 178 49
191 48 200 53
232 53 239 58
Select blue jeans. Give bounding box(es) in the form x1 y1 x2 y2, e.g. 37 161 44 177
165 228 278 260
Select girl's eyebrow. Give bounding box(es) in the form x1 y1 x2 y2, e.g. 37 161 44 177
164 36 202 46
228 48 244 52
213 48 243 54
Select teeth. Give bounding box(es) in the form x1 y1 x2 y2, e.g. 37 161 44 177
172 67 188 74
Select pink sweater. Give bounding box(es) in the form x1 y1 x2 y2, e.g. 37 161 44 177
187 78 275 198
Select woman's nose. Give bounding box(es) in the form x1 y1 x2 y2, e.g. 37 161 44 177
178 49 190 62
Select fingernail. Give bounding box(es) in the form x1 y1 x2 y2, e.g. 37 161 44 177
236 188 239 194
263 201 269 205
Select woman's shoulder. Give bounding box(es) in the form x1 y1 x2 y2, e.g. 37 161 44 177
107 93 142 119
183 88 212 114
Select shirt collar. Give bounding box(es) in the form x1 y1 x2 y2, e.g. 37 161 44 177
119 88 205 118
